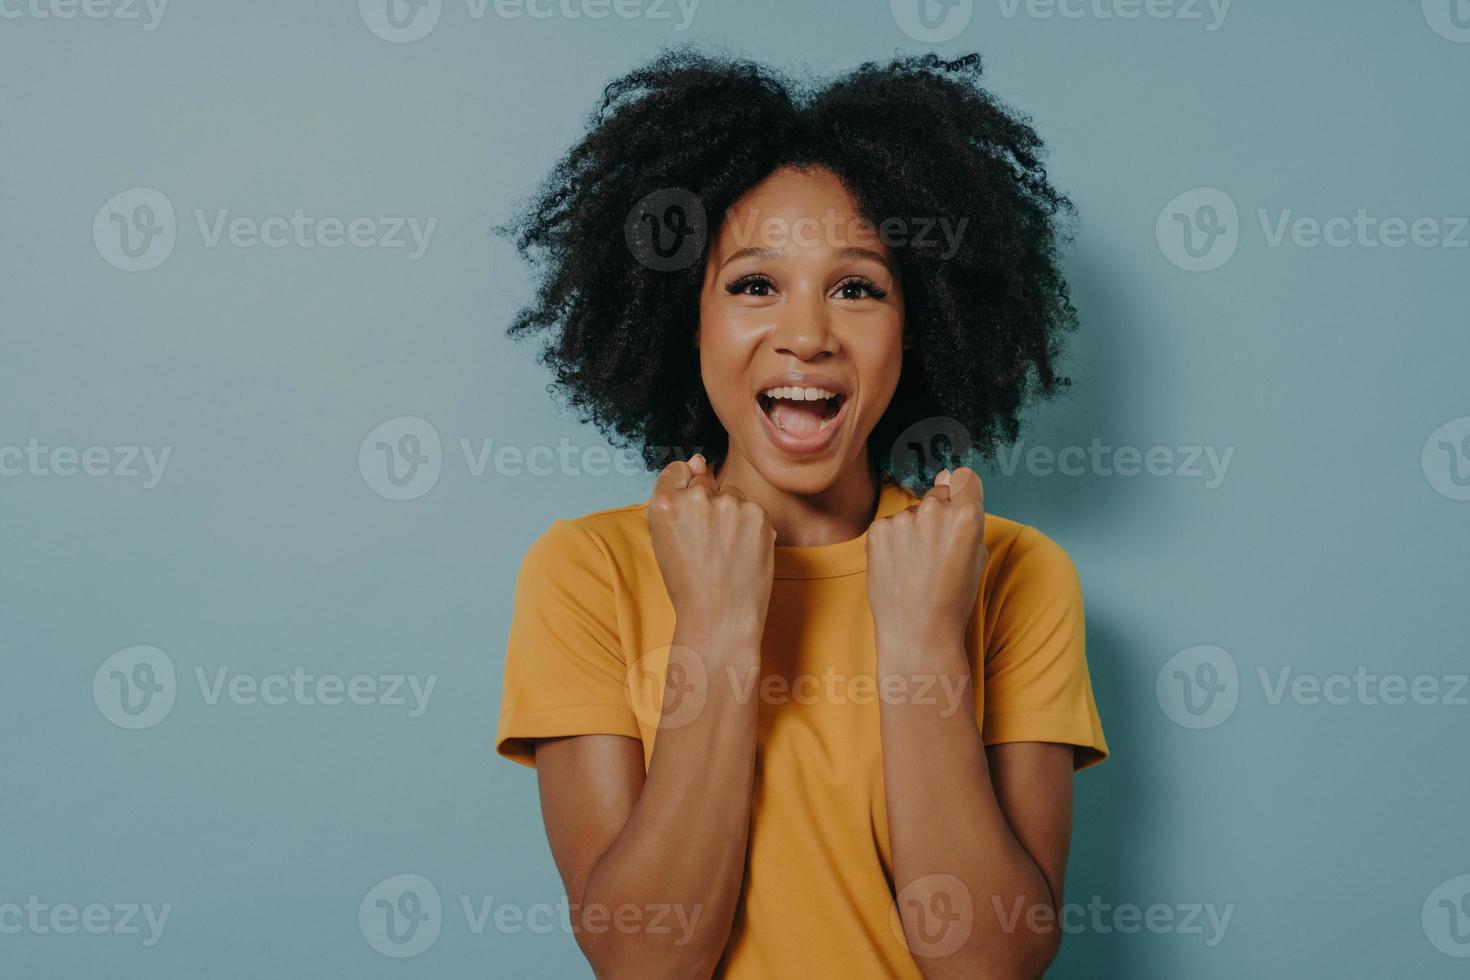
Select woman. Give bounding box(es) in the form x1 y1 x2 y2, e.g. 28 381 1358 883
496 49 1108 979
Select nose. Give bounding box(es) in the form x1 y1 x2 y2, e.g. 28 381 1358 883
769 288 838 362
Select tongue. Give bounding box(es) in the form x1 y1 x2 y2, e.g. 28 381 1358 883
771 399 827 438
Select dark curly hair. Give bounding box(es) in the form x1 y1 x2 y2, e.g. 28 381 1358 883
501 48 1077 490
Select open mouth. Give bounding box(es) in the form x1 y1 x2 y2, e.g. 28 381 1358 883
757 385 845 440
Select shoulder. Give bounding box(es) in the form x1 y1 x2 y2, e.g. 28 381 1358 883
981 515 1082 608
519 498 652 578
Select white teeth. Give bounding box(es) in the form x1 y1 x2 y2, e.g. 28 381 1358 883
759 385 839 401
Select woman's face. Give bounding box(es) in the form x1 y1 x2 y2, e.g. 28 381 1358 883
698 166 905 496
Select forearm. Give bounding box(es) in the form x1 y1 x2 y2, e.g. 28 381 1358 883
577 629 759 978
878 633 1058 980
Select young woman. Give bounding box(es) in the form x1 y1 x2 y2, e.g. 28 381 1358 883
495 50 1108 979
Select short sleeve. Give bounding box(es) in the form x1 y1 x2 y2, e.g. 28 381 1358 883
495 519 642 768
980 526 1109 770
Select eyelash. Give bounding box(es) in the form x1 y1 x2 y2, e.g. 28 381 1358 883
723 274 889 301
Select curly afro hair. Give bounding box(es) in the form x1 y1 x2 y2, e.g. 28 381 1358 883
502 48 1077 490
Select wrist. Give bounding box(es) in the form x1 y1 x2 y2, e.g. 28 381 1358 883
672 619 763 666
873 626 969 671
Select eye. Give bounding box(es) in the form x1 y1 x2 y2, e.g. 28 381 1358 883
834 276 889 301
725 274 775 297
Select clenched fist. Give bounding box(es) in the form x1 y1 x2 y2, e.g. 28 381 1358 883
865 467 989 660
647 455 776 650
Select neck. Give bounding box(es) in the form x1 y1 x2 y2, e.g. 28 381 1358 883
714 452 881 547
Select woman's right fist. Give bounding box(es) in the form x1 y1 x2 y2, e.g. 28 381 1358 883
647 455 775 648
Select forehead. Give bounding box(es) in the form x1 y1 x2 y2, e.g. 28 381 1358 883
712 166 889 257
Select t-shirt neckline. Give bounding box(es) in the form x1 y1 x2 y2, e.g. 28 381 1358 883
772 482 917 580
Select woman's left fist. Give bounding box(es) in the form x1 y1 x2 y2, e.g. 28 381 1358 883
865 467 989 655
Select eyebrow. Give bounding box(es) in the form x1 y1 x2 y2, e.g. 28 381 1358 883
833 245 891 267
718 244 894 271
719 245 784 269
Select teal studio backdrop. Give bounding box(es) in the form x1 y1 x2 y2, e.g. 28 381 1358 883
2 2 1468 977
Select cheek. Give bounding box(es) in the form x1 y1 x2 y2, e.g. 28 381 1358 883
859 317 906 413
695 310 747 414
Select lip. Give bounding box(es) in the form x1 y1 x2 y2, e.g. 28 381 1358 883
753 371 851 457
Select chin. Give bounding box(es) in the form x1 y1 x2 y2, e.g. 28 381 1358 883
740 445 860 498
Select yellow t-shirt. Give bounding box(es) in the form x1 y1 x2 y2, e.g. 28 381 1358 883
496 481 1108 978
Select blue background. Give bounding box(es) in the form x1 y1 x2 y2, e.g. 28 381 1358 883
3 1 1468 976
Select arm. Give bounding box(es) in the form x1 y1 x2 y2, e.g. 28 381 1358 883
536 639 759 978
532 456 772 979
878 663 1073 978
868 468 1074 979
